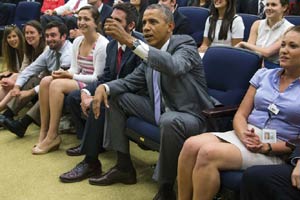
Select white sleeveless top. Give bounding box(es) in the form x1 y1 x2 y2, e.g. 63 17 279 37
203 14 245 47
256 19 294 64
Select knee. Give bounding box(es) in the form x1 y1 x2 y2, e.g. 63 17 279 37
49 79 64 92
159 114 184 137
195 144 219 167
180 136 202 160
40 76 53 89
116 93 134 112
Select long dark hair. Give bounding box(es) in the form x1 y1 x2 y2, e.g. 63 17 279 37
208 0 236 41
23 20 46 64
133 0 149 32
1 25 24 72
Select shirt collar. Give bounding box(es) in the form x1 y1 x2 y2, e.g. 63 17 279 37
160 39 170 52
275 68 300 83
117 42 126 51
98 3 103 13
52 40 69 56
264 18 285 31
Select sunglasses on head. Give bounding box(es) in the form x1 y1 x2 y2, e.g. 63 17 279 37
4 24 17 30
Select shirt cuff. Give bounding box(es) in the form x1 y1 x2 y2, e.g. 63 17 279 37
133 40 149 61
81 89 91 96
34 85 39 93
103 84 110 95
291 157 300 166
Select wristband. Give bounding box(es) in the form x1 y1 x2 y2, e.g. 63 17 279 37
265 143 272 155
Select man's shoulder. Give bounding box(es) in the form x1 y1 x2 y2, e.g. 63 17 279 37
170 34 196 46
107 39 118 49
102 3 113 12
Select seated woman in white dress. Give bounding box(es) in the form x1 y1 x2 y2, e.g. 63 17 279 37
32 6 109 155
178 25 300 200
236 0 293 68
198 0 244 53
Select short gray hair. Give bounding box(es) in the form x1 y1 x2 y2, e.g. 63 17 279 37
146 4 174 24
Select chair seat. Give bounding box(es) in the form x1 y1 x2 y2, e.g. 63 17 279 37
126 117 160 151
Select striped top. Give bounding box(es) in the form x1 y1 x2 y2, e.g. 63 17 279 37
76 43 95 75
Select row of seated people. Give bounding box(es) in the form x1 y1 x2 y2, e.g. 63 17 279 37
0 3 191 200
200 0 294 70
1 0 299 58
39 0 297 70
0 2 299 200
2 0 295 137
237 0 300 16
0 0 188 37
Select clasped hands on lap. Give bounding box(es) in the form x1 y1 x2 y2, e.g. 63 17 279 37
52 69 73 79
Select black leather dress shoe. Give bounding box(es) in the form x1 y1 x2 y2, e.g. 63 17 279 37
66 145 83 156
59 160 102 183
89 166 137 186
153 187 176 200
3 118 26 138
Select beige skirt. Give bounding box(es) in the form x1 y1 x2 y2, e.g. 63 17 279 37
211 124 284 169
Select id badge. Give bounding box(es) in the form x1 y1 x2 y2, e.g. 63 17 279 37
268 103 279 115
261 129 277 143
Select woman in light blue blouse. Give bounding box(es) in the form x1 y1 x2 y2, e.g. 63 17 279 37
177 25 300 200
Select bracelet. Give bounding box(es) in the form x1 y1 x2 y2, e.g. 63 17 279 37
265 143 272 155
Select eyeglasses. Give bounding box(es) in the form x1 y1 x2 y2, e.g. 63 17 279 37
4 24 17 30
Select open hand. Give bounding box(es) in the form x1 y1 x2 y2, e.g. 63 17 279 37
104 18 132 45
80 93 93 117
92 85 109 119
292 160 300 190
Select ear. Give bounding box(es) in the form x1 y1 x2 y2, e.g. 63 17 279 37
171 0 176 8
283 4 289 14
61 33 67 41
127 21 136 32
167 21 175 33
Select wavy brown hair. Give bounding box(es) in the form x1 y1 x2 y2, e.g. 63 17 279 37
2 25 24 72
23 20 46 64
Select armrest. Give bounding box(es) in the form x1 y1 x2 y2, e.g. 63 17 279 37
202 105 239 118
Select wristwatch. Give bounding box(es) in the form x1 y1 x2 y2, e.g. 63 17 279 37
131 39 141 51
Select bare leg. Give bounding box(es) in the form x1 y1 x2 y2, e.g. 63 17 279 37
37 76 53 144
38 78 79 148
178 133 221 200
0 87 10 111
192 140 242 200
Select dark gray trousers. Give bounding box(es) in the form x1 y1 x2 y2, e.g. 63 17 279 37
104 93 206 185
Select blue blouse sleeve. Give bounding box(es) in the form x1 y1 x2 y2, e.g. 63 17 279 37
249 68 268 88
